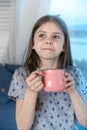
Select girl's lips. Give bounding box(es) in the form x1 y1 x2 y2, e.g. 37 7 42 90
42 48 54 51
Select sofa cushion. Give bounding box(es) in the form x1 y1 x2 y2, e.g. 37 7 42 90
5 64 21 74
0 65 12 103
0 100 17 130
0 64 21 103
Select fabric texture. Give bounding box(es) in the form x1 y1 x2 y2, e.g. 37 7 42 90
0 64 20 130
0 100 17 130
0 65 12 103
0 64 20 103
8 66 87 130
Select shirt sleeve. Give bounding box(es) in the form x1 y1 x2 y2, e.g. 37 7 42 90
74 66 87 100
8 67 28 100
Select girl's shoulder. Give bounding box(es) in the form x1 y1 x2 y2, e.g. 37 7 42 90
70 65 85 83
72 65 87 96
8 66 30 99
67 65 83 77
14 66 30 78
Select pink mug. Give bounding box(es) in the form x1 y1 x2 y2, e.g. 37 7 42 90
40 69 66 92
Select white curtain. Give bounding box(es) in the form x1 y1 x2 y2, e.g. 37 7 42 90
5 0 51 65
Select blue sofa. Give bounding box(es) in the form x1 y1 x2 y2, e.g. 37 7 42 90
0 64 87 130
0 64 20 130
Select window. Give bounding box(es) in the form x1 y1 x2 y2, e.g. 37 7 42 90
0 0 15 63
49 0 87 78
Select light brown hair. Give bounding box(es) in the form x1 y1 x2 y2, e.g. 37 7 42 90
24 15 73 72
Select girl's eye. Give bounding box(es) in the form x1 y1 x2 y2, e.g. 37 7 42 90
38 34 45 38
52 35 60 39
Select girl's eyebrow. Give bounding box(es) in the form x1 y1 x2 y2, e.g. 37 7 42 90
53 32 62 35
36 30 62 35
36 31 46 34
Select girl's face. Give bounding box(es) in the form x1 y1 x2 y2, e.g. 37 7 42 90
33 22 65 61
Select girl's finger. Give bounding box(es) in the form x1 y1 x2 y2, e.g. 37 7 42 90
34 84 44 92
26 70 41 82
30 80 43 90
65 81 73 88
26 73 36 82
64 73 73 81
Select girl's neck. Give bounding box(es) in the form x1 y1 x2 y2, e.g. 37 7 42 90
39 60 58 70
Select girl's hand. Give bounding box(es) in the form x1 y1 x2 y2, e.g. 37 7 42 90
64 72 76 94
26 71 44 93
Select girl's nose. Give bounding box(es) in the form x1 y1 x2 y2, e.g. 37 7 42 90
46 38 52 45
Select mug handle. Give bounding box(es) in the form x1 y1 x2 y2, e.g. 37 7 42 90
36 71 44 80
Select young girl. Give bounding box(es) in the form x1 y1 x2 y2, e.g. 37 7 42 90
8 15 87 130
